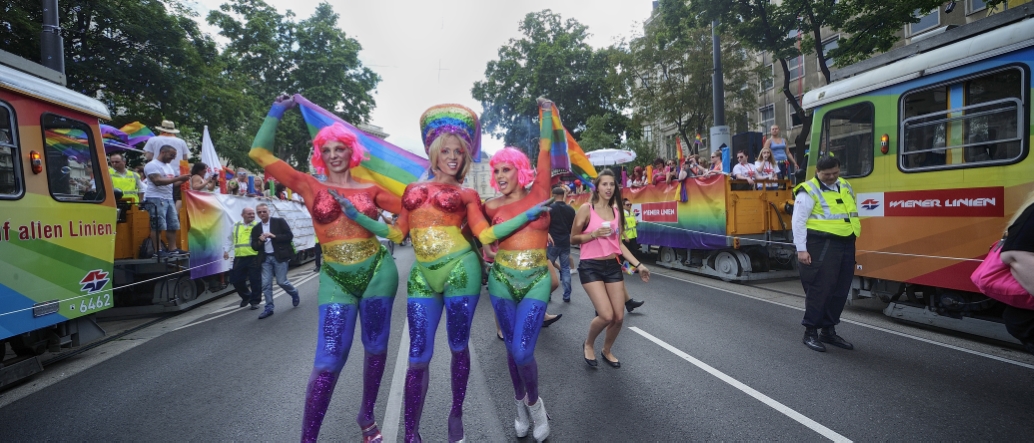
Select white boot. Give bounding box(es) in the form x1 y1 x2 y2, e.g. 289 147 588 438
527 397 550 442
514 396 531 437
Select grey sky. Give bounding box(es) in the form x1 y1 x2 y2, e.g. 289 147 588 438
189 0 652 158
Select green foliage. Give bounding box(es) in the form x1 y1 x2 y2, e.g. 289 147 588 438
621 137 656 170
208 1 380 170
619 0 758 156
579 114 621 152
0 0 379 172
472 10 631 154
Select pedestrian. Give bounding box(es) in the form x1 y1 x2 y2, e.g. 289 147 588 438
142 145 190 257
224 207 262 309
250 202 301 319
999 190 1034 355
764 124 799 179
572 169 651 369
548 186 576 302
483 134 557 440
189 162 218 192
142 120 190 209
249 96 405 442
621 198 646 312
792 155 859 352
338 104 546 442
755 147 780 190
108 153 143 203
732 150 758 188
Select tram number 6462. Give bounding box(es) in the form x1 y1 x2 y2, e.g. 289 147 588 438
77 294 112 313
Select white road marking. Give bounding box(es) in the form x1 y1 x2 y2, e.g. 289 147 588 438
630 327 852 443
173 272 320 331
381 320 410 442
651 271 1034 370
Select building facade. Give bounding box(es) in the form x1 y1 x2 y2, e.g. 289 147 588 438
755 0 1022 160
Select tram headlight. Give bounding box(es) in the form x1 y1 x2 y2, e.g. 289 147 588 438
30 150 43 174
880 134 889 154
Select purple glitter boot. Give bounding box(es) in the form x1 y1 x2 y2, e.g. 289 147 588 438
403 365 429 443
301 370 340 443
448 348 471 442
358 351 387 442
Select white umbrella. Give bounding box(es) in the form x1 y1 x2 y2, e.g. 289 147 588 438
585 148 637 166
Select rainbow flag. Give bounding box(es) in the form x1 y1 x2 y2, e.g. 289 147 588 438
118 121 155 146
676 136 685 163
45 129 92 163
538 103 597 187
295 95 428 197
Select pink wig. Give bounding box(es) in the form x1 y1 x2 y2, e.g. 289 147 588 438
490 147 535 192
311 123 367 174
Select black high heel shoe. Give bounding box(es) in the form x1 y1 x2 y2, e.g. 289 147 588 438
601 352 621 368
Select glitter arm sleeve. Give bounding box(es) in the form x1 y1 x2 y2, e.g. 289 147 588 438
533 104 553 200
471 195 550 245
248 103 314 200
329 190 404 243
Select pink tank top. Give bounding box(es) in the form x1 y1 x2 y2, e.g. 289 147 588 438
581 203 622 259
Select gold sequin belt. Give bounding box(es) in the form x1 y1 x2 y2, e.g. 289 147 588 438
323 238 381 265
495 249 548 270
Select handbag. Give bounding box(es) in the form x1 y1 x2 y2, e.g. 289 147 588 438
970 238 1034 310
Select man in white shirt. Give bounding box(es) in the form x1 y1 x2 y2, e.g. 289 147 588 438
731 150 758 187
143 145 190 258
143 120 190 208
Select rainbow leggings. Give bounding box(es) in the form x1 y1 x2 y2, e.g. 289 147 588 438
487 249 550 404
403 250 482 443
301 245 398 442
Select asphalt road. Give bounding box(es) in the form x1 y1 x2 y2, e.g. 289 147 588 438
2 244 1033 441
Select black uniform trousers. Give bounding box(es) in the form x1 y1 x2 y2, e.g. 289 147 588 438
799 231 856 329
230 255 263 306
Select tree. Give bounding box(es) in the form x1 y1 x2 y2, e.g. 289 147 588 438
620 0 758 156
208 1 380 169
578 114 622 152
472 10 631 156
688 0 952 160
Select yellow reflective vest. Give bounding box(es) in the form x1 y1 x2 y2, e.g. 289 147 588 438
794 177 861 238
233 222 258 257
109 167 140 202
623 209 638 241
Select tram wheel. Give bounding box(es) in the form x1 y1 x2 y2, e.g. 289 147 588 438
713 251 742 281
174 276 198 304
659 247 676 264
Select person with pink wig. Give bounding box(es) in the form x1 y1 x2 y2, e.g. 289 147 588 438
480 98 561 441
249 95 402 443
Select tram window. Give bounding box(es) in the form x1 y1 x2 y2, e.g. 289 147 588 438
41 113 105 203
0 102 23 198
819 102 874 178
901 67 1025 172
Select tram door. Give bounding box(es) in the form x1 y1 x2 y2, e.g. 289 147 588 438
0 89 116 342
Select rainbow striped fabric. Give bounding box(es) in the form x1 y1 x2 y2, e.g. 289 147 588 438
118 122 155 146
295 95 429 198
539 103 597 186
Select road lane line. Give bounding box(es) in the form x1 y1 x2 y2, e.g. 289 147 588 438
172 272 320 331
650 272 1034 370
381 320 409 442
630 326 852 443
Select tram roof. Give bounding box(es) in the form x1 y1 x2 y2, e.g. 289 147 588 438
803 5 1034 111
0 52 111 120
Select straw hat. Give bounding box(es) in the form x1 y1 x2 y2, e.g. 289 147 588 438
156 120 180 134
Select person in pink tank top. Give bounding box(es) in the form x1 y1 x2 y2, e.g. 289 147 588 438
571 169 651 369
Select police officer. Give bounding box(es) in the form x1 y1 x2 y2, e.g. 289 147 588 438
108 153 143 203
224 207 263 309
792 155 859 352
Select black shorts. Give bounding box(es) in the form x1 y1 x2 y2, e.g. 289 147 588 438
578 258 624 284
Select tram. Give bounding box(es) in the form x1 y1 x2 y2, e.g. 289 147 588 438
799 6 1034 342
0 18 313 386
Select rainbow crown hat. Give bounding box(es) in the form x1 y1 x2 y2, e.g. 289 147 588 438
419 104 481 162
